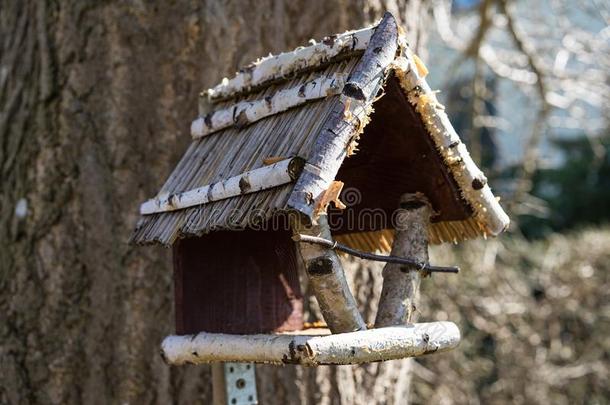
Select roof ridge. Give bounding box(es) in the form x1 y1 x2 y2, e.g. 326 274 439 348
287 12 400 219
204 23 379 102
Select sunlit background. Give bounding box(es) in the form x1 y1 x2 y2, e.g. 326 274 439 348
412 1 609 402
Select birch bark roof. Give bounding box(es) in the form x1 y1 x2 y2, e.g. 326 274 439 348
131 13 509 250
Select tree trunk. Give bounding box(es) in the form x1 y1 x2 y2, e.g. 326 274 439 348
0 1 429 404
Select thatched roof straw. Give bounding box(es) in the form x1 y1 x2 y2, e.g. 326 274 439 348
131 13 509 252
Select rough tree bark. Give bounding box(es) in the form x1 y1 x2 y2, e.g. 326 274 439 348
0 1 430 404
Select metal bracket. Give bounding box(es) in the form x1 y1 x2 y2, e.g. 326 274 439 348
213 362 258 405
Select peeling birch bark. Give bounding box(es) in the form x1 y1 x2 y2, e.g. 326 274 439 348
192 74 347 139
287 95 372 219
140 157 304 215
391 55 510 236
161 322 461 366
343 12 399 101
293 214 366 333
375 193 431 327
205 27 374 101
287 14 399 220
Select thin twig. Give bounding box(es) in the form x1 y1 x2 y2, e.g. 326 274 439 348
293 234 460 274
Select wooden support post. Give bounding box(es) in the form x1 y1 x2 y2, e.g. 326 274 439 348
212 363 227 405
375 193 431 327
293 214 366 333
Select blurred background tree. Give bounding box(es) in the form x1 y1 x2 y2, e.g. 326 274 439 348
0 1 431 404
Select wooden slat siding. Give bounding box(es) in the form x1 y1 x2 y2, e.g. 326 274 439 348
173 228 303 335
173 243 185 333
131 58 359 245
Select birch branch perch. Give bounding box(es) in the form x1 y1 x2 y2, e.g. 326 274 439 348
292 234 459 274
140 157 304 215
192 73 346 139
161 322 461 366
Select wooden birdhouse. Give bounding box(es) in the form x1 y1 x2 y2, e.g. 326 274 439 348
131 13 509 367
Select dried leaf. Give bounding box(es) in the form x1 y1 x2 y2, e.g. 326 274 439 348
314 181 346 217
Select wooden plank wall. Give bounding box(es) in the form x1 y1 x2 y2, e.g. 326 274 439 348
173 228 303 334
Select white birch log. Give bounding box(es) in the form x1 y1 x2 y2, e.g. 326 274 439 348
161 322 460 366
343 12 399 101
391 54 510 236
375 193 431 327
288 13 399 219
205 27 374 101
293 214 366 333
192 73 346 139
140 157 304 215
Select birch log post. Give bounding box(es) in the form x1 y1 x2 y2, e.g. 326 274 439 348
293 214 366 333
375 193 432 327
161 322 461 366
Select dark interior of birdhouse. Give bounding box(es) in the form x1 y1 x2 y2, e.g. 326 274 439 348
329 74 473 235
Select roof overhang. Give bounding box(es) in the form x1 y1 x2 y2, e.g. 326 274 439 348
131 12 509 248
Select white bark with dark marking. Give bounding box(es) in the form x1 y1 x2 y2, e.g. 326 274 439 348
293 215 366 333
375 193 431 327
140 157 304 215
192 73 347 139
161 322 461 366
205 27 374 101
343 12 399 101
391 55 510 236
287 13 399 220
